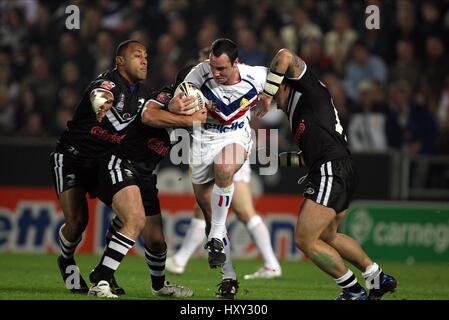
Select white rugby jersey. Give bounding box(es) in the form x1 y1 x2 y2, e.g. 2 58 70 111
185 62 267 133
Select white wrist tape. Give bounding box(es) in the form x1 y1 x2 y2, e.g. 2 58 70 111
90 89 111 113
278 151 303 168
263 71 284 96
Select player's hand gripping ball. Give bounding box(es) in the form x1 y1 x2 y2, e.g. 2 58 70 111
173 82 206 115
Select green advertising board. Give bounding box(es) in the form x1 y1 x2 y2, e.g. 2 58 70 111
341 201 449 262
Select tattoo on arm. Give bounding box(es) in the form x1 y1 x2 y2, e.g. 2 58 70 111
269 58 282 73
269 49 305 79
286 55 305 78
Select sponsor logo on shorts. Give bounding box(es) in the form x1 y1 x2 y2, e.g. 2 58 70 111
66 174 76 187
305 187 315 195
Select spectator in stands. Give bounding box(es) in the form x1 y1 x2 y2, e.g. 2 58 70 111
259 25 284 63
60 61 82 90
348 81 388 152
420 34 449 113
80 6 103 44
21 55 57 128
324 10 358 75
435 77 449 154
280 5 322 54
390 0 420 55
386 80 438 155
0 48 19 115
237 28 266 66
0 8 29 52
196 15 220 53
301 35 334 77
390 39 421 90
92 31 115 76
17 111 49 137
344 40 387 103
419 1 447 48
0 81 16 135
167 16 196 62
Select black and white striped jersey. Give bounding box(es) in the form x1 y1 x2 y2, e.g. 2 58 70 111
283 64 350 170
57 69 150 158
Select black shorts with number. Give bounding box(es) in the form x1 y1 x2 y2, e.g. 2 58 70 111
49 146 99 197
96 154 161 216
303 157 357 213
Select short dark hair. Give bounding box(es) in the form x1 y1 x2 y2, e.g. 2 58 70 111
115 40 143 57
211 38 238 64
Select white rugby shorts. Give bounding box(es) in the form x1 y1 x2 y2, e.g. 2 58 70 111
190 129 252 184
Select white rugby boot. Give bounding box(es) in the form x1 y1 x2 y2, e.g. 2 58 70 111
88 280 118 298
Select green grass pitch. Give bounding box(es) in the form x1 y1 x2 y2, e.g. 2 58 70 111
0 253 448 300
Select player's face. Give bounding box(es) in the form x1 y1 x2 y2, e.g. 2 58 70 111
274 83 291 111
209 53 236 85
124 43 148 81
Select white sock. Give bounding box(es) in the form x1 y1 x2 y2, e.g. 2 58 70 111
173 218 207 266
58 225 82 259
246 215 280 270
221 230 236 280
362 262 382 289
209 183 234 240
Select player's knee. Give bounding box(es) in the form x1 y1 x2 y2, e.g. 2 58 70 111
135 213 147 232
122 211 146 233
320 231 336 244
295 233 312 253
214 164 235 184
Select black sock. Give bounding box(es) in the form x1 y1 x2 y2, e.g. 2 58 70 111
144 244 167 291
105 216 123 246
58 225 82 260
93 231 134 283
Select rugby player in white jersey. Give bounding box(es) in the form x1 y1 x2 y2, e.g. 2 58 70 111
169 38 268 299
167 47 282 282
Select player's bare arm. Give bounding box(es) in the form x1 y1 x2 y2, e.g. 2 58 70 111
141 101 207 128
256 49 306 118
269 48 306 79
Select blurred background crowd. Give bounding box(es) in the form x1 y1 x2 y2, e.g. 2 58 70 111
0 0 448 155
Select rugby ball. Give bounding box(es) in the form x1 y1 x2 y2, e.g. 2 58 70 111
173 81 206 115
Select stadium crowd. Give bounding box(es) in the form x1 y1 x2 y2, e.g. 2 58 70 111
0 0 448 155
